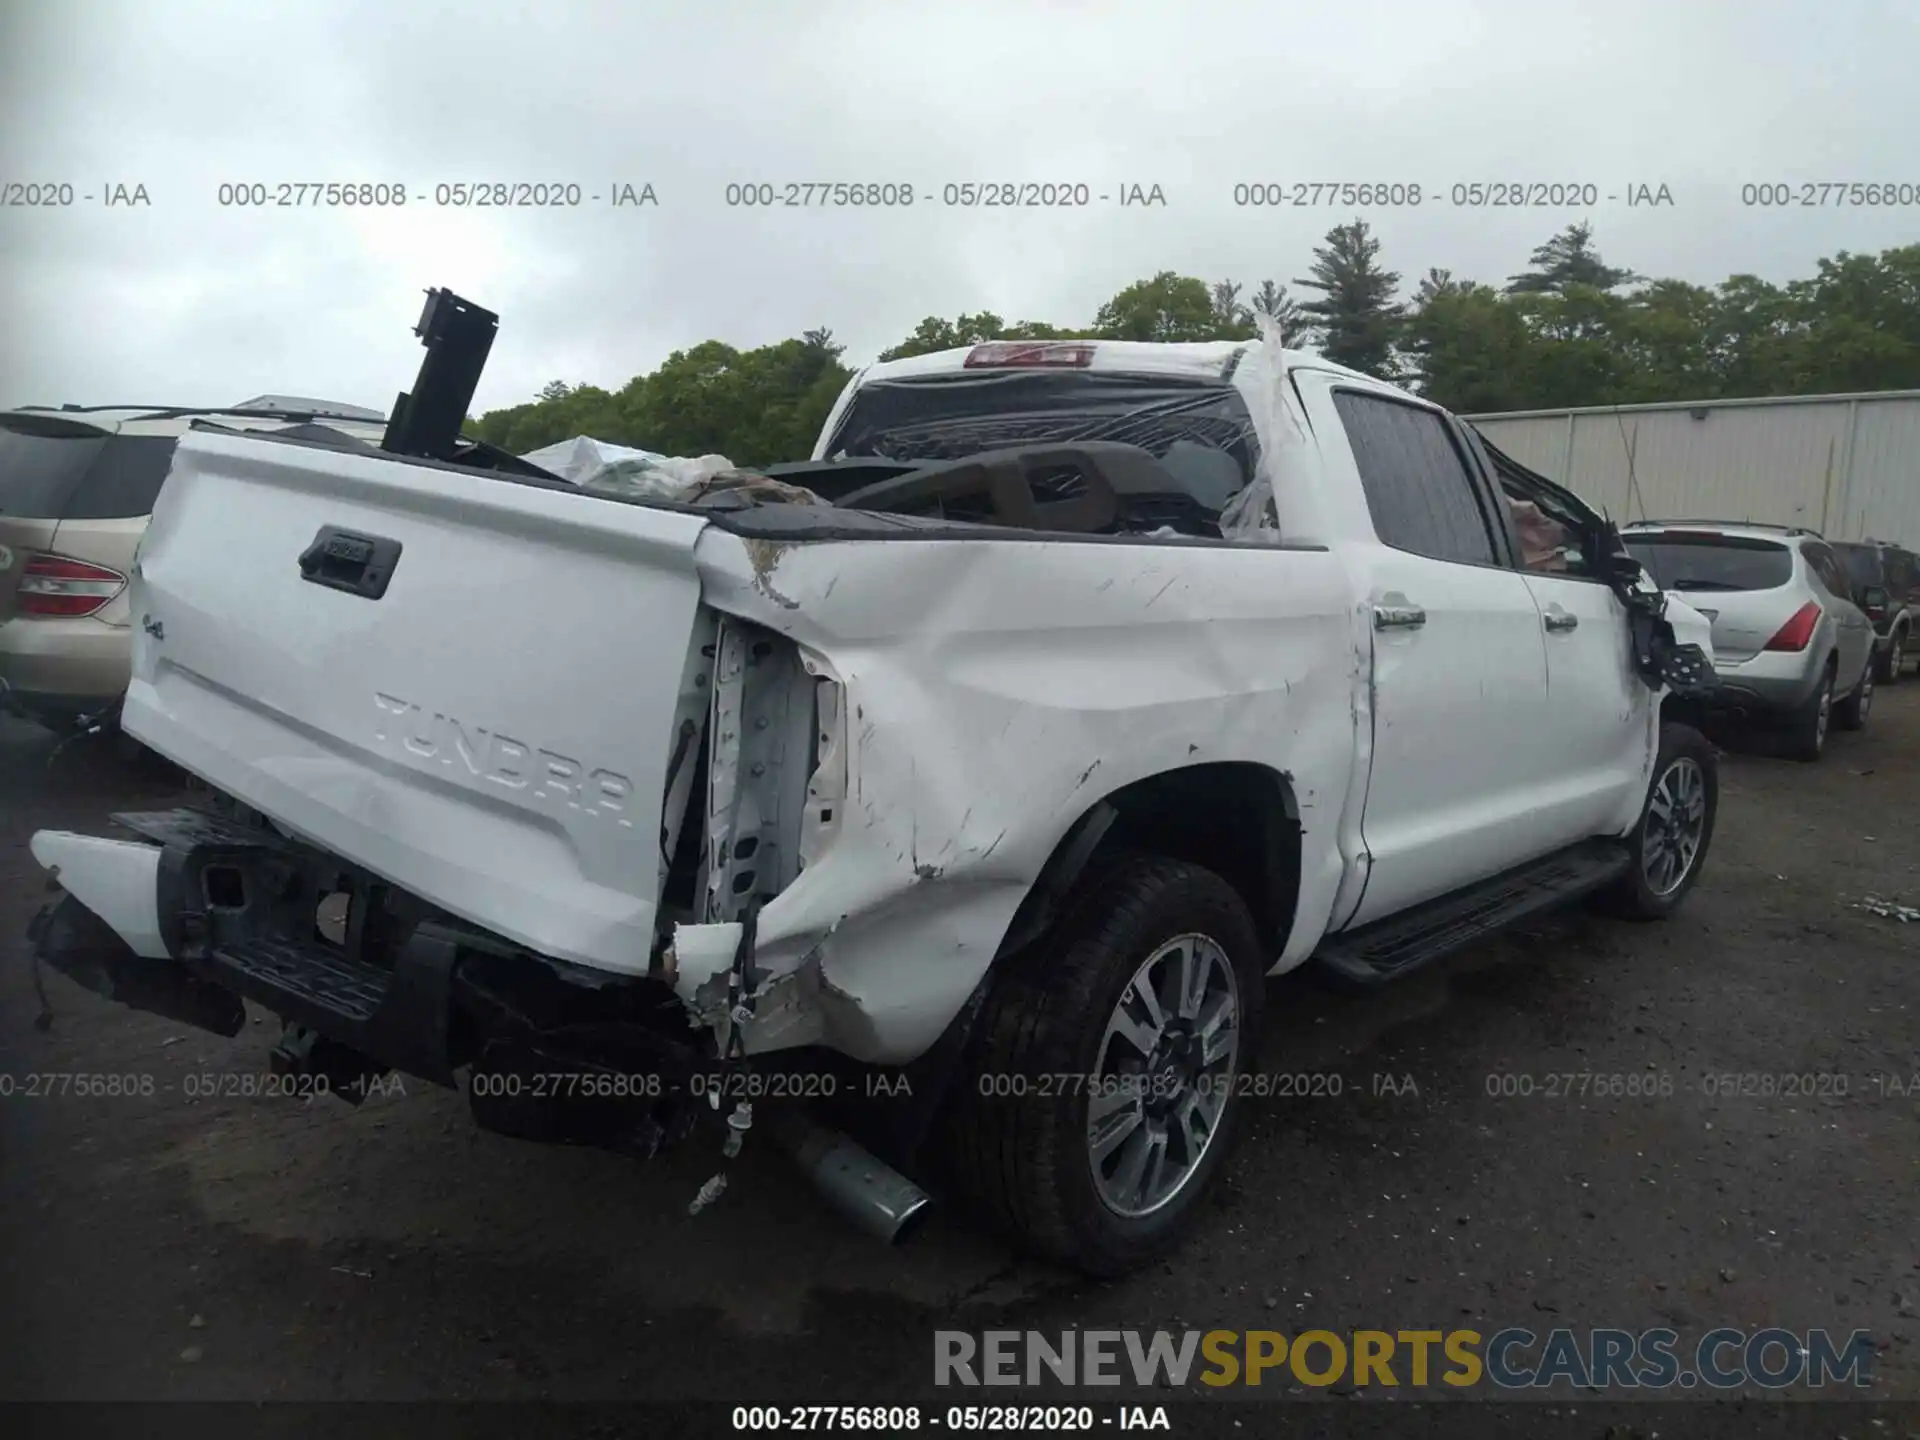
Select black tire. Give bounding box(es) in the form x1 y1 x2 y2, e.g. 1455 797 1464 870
944 853 1265 1277
1835 661 1873 731
1876 628 1906 685
1596 722 1719 920
1782 663 1835 762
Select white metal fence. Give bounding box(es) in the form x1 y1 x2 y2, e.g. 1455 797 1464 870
1464 390 1920 545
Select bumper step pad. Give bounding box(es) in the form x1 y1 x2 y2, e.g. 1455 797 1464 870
202 935 391 1037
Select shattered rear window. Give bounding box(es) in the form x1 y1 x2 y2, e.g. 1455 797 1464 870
824 372 1261 516
1623 534 1793 592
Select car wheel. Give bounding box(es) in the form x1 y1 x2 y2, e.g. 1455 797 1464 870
1783 665 1834 762
1835 663 1873 731
1597 723 1719 921
946 853 1264 1277
1879 629 1907 684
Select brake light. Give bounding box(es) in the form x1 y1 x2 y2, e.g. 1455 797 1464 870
1763 601 1821 652
963 341 1096 369
17 553 128 618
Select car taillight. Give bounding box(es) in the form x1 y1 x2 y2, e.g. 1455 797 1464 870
1763 601 1821 652
17 553 128 618
963 341 1096 369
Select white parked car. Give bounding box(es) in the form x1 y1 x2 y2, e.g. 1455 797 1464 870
28 298 1721 1276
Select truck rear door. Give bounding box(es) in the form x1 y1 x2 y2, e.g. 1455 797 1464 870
1303 380 1563 924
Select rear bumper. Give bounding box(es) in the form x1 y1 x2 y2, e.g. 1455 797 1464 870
0 616 130 720
1696 651 1826 716
28 810 711 1093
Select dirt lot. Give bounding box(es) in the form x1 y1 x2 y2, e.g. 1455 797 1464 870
1 695 1917 1420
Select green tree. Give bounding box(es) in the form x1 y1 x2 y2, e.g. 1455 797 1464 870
476 241 1920 466
1249 279 1309 342
1615 279 1722 403
1507 286 1636 407
1293 219 1403 377
1092 271 1223 342
1210 281 1254 339
878 313 1009 361
1403 282 1538 412
1787 247 1920 393
1413 268 1470 306
1506 223 1642 294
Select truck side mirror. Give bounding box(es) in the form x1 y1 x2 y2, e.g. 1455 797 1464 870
1859 584 1890 612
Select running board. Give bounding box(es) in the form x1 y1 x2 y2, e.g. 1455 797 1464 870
1314 840 1631 987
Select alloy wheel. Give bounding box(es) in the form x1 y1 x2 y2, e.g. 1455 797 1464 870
1086 933 1240 1218
1642 756 1709 896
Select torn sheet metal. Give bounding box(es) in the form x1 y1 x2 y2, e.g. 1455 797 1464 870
1224 315 1328 547
677 521 1365 1064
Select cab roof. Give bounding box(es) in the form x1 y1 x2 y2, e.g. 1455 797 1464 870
859 339 1385 390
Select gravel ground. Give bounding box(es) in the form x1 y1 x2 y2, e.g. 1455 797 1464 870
1 696 1916 1426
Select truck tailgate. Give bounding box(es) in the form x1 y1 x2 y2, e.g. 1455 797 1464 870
123 429 712 973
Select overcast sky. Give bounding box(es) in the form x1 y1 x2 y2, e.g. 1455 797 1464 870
3 0 1915 419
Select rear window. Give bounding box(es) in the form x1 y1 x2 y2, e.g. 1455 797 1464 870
1886 548 1919 595
824 372 1261 515
0 426 108 519
0 427 176 521
1623 534 1794 592
1834 544 1883 589
62 435 177 518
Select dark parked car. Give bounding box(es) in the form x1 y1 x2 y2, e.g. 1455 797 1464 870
1832 540 1919 683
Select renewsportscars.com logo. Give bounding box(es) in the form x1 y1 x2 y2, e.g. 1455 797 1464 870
934 1328 1874 1391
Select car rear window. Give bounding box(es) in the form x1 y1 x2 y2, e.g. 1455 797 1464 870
63 436 177 518
1886 548 1919 596
0 426 176 521
0 426 109 518
1834 544 1883 589
1623 533 1794 592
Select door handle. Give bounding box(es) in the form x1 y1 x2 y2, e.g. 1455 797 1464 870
1544 608 1579 633
299 526 404 601
1373 600 1426 630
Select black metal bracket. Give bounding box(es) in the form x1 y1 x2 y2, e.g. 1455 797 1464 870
381 288 499 461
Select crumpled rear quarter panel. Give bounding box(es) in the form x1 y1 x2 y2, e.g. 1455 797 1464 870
686 529 1362 1064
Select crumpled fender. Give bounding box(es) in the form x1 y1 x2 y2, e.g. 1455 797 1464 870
671 524 1365 1065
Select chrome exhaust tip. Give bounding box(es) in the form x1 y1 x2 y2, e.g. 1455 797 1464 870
775 1111 932 1245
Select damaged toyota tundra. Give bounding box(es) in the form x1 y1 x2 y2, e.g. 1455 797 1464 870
26 289 1720 1276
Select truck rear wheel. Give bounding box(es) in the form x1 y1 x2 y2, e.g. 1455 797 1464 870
946 854 1265 1277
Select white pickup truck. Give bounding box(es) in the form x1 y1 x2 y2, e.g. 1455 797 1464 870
27 300 1720 1276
